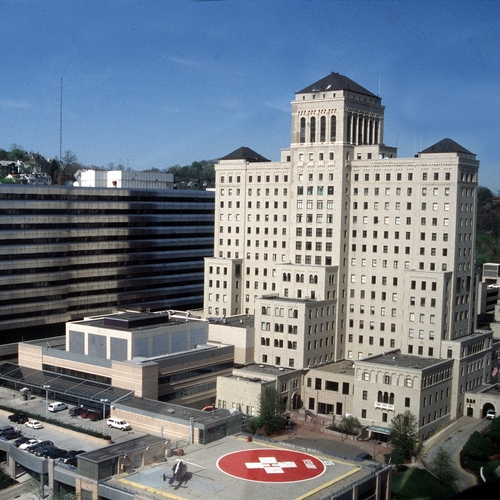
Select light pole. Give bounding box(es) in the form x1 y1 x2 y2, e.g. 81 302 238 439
100 399 108 435
42 385 50 420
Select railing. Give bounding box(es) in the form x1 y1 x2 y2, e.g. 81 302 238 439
374 402 395 411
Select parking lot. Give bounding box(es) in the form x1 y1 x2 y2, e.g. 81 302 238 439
0 386 140 454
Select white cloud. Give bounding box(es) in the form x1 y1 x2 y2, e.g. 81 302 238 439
0 99 29 108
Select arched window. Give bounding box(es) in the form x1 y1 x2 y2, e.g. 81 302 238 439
300 117 306 143
383 392 389 403
378 391 383 402
300 274 304 283
310 117 316 143
309 275 315 284
330 115 336 142
389 393 395 405
296 274 301 283
320 116 326 142
283 273 288 282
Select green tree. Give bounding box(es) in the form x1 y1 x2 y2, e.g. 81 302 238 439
258 385 287 435
390 411 418 459
489 416 500 444
431 446 457 488
463 431 496 460
340 415 362 435
385 447 405 466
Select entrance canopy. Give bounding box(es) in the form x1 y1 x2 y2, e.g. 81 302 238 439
367 425 391 435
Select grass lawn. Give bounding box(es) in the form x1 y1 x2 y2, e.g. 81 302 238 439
391 467 455 499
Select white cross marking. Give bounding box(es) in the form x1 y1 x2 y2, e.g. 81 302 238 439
245 456 297 474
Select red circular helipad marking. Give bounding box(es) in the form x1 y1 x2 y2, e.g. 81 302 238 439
217 448 325 483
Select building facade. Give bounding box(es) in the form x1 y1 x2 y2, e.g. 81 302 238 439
0 185 214 340
204 71 489 434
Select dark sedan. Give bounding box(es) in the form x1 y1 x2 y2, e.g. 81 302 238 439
8 413 28 424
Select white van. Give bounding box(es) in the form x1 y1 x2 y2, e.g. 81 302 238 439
48 402 67 412
107 418 131 431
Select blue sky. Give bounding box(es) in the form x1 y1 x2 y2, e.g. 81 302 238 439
1 0 499 190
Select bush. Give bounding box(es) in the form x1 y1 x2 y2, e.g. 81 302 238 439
0 470 16 490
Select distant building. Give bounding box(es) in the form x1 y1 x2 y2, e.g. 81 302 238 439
0 185 214 340
76 169 174 190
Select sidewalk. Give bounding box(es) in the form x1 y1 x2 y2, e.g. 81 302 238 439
260 411 392 462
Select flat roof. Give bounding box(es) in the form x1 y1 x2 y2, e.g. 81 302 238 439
73 311 207 332
235 363 300 378
208 314 255 329
118 397 239 426
309 360 355 376
359 351 444 370
82 435 165 463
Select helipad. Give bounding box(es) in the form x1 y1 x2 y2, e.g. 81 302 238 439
217 448 326 483
108 436 390 500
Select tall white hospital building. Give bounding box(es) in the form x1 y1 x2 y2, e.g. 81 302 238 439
204 72 496 440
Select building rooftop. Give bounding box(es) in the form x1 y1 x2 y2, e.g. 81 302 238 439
309 359 355 376
233 363 299 379
358 351 445 370
75 310 206 332
297 71 379 98
118 397 238 426
219 146 270 162
209 314 255 329
420 138 473 155
82 434 165 463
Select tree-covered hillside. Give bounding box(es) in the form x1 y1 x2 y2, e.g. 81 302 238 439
476 187 500 266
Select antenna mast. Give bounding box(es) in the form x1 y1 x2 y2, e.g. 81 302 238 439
59 78 63 162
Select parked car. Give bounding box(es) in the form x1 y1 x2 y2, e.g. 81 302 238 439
19 439 40 450
60 449 85 462
0 426 15 436
35 445 58 457
42 447 67 459
107 418 132 431
89 411 103 421
80 409 97 419
61 456 77 467
48 402 67 412
25 420 43 429
8 413 28 424
486 409 496 420
15 436 32 447
69 406 86 417
2 430 22 440
27 440 54 454
355 452 372 461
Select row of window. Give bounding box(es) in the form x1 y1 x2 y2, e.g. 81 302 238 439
353 201 456 211
353 215 456 226
350 335 396 347
354 171 451 182
353 229 450 240
219 174 289 184
260 354 296 367
353 186 450 196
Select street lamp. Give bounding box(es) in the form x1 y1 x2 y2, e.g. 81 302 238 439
42 385 50 420
100 399 108 435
